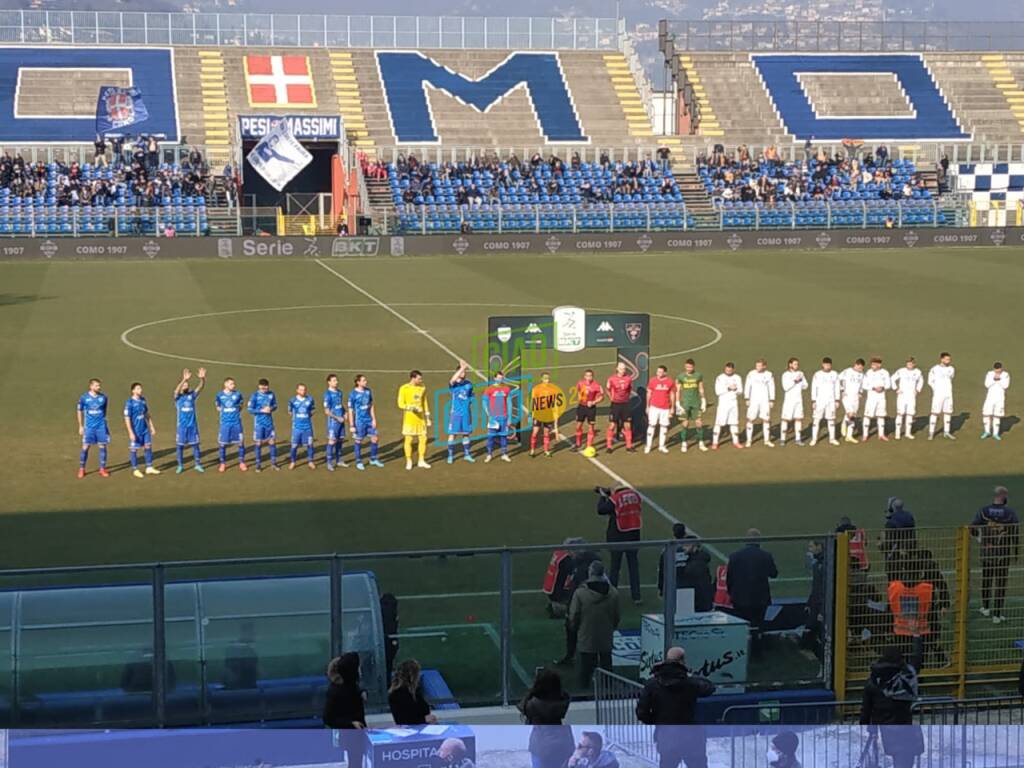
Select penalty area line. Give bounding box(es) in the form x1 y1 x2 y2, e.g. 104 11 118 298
313 258 723 560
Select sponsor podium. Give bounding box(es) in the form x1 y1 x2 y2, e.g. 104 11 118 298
639 611 749 694
364 725 475 768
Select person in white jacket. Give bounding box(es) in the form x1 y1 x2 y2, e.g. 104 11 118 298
981 363 1010 441
744 359 776 448
713 362 744 450
891 357 924 440
927 352 956 440
779 357 808 447
810 357 841 446
861 357 891 442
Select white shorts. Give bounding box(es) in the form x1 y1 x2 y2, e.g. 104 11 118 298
982 397 1005 418
931 394 953 414
864 392 888 419
896 394 917 416
647 406 671 427
746 400 771 421
781 398 804 421
715 402 739 427
842 396 861 416
813 400 837 421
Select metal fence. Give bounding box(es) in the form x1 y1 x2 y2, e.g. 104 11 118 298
659 19 1024 52
0 11 620 50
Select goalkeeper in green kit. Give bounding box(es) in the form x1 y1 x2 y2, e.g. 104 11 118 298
676 358 708 453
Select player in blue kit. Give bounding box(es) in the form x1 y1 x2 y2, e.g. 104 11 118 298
174 367 206 473
323 374 348 471
124 382 159 478
288 383 317 470
215 377 247 473
348 374 383 471
248 378 279 471
447 359 475 464
77 378 110 478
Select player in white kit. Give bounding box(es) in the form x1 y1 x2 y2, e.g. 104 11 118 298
981 362 1010 441
779 357 808 447
839 358 866 443
810 357 841 446
928 352 956 440
744 359 776 448
712 362 744 450
891 357 924 440
861 357 891 442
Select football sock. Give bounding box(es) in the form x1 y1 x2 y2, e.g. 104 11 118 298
354 441 363 463
746 424 754 444
269 443 277 464
290 445 298 463
238 444 245 464
130 449 139 469
877 417 885 436
543 432 550 453
928 415 937 436
176 445 185 467
145 447 154 466
811 423 820 443
192 444 201 465
780 421 788 444
827 421 836 441
254 445 262 467
943 414 951 434
447 438 455 460
403 436 413 462
862 417 871 437
712 426 721 445
658 426 667 450
530 432 538 452
370 441 379 460
463 438 471 457
500 434 508 454
762 423 771 443
587 426 595 448
575 424 583 447
417 436 427 461
983 416 991 434
624 425 633 449
895 417 902 439
904 415 913 436
219 446 227 464
335 441 343 464
99 446 107 469
730 426 740 443
326 442 335 468
993 418 1001 437
680 426 689 445
794 420 803 442
486 433 495 454
606 425 615 450
646 426 655 450
80 447 89 468
306 443 314 463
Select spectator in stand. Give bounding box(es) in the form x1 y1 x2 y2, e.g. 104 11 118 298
93 134 107 168
163 223 176 238
519 667 575 768
337 219 349 236
388 659 438 725
567 732 619 768
636 646 715 768
859 646 924 768
568 560 620 688
146 134 159 171
111 135 124 167
726 529 778 655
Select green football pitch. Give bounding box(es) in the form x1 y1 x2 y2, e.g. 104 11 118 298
0 246 1021 702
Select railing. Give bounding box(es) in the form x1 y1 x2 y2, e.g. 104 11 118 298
621 35 656 130
372 145 670 165
709 198 960 230
0 11 620 50
913 696 1024 725
0 206 221 237
594 670 656 764
658 19 1024 52
0 144 229 169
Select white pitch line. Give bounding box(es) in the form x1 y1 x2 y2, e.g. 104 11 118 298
313 259 726 562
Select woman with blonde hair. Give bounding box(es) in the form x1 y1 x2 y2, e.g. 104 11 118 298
388 659 437 725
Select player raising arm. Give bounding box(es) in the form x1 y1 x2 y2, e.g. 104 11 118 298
398 370 431 470
810 357 841 446
605 362 635 453
891 357 923 440
248 378 279 471
77 378 110 478
744 358 775 448
287 383 316 470
712 362 744 450
323 374 348 471
349 374 383 470
124 382 159 478
838 358 865 443
928 352 956 440
572 369 604 453
981 363 1010 441
215 377 247 472
447 359 475 464
676 358 708 453
645 365 675 454
174 367 206 474
779 357 808 447
861 357 891 442
483 370 513 463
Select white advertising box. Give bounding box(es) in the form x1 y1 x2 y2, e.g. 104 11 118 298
639 611 750 694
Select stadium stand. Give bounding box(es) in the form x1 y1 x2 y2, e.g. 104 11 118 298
952 161 1024 225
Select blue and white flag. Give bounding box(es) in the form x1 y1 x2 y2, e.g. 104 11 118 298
246 118 312 191
95 86 149 133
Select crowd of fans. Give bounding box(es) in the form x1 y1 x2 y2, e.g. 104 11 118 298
699 143 930 205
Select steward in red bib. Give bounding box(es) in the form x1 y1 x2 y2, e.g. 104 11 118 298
713 564 733 609
597 485 643 604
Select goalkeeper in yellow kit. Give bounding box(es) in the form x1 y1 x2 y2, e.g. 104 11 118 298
397 369 432 470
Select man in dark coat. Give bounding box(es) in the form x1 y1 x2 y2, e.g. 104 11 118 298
726 528 778 652
860 645 924 768
636 647 716 768
970 485 1020 624
657 524 713 612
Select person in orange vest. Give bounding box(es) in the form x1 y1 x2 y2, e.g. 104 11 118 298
597 485 643 606
887 571 933 661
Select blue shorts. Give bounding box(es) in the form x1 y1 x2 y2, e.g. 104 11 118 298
327 420 346 441
487 417 509 434
83 425 110 446
219 424 243 445
176 425 200 446
291 429 314 446
253 425 276 442
448 412 472 435
130 429 150 450
353 421 377 440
